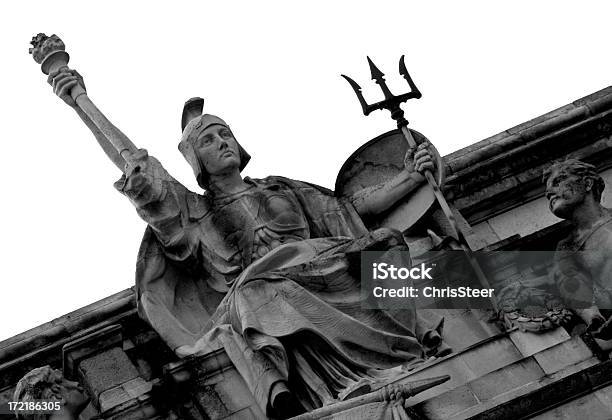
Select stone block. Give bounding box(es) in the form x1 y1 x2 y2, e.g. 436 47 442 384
533 335 594 374
193 385 231 420
98 377 153 412
411 357 544 420
402 333 516 404
419 385 480 420
432 309 501 352
99 386 130 412
63 324 123 381
593 384 612 412
445 358 604 419
484 196 562 242
460 336 523 378
468 357 544 401
446 382 541 420
472 221 501 248
186 350 266 420
210 369 257 413
509 327 570 357
543 357 599 383
78 347 140 400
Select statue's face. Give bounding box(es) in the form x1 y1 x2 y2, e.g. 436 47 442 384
193 125 241 176
545 168 589 219
49 369 89 414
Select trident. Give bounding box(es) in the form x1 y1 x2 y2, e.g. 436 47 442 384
342 57 498 311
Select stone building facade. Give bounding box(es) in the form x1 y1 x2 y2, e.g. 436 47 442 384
1 86 612 419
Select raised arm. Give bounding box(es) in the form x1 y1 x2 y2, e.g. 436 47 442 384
48 68 134 171
48 68 199 252
350 142 434 217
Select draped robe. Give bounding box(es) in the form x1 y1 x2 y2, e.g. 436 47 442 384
115 152 441 414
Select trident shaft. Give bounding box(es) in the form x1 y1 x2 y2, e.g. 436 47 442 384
343 57 497 311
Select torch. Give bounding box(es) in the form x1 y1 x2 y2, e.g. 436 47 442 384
29 33 136 163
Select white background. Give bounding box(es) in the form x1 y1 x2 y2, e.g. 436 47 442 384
1 1 611 341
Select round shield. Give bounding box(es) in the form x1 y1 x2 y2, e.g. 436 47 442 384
335 129 445 232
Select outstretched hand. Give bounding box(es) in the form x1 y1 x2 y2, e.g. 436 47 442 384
47 68 86 108
123 149 151 185
404 141 435 180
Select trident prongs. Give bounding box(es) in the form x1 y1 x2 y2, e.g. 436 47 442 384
340 74 370 116
342 56 421 127
399 55 421 100
367 56 394 100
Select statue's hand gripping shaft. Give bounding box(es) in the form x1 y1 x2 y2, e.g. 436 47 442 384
30 33 137 168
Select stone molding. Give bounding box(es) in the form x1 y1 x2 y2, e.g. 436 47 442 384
444 86 612 224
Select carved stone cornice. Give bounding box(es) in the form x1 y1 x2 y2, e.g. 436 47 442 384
0 289 138 392
443 86 612 224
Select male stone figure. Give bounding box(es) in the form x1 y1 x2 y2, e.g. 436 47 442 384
13 366 90 420
46 66 444 418
544 159 612 337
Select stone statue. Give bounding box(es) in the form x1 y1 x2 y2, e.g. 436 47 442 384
42 59 444 418
13 366 89 420
544 159 612 338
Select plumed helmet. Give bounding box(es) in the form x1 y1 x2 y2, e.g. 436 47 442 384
178 97 250 189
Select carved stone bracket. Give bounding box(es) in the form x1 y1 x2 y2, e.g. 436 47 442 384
62 324 158 418
161 348 267 419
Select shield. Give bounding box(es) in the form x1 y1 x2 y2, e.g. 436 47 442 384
335 129 445 232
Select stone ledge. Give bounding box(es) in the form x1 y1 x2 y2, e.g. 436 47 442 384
444 86 612 175
415 351 599 420
419 357 545 420
435 85 612 225
447 111 612 224
508 327 570 358
0 288 136 364
530 383 612 419
393 331 523 404
397 329 595 418
0 309 142 393
452 357 612 419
